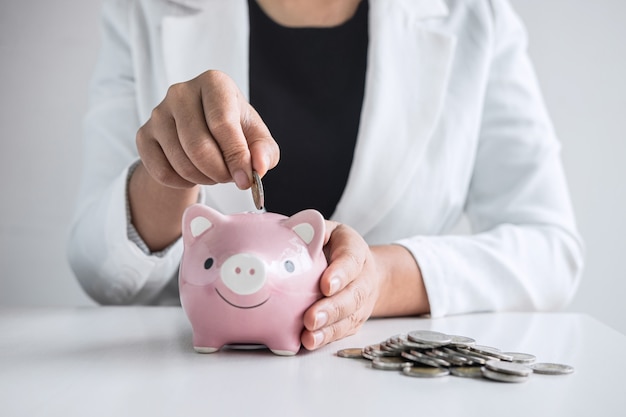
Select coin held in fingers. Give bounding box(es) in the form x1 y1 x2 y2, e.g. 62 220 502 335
251 170 265 210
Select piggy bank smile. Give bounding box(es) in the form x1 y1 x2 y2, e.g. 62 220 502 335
215 289 270 309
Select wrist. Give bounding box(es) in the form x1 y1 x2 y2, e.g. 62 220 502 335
371 244 430 317
128 162 200 251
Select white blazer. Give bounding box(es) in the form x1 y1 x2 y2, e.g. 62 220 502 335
68 0 584 316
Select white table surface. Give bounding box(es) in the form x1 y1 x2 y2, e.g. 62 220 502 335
1 307 624 417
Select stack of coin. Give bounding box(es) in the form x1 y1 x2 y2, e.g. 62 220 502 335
336 330 574 383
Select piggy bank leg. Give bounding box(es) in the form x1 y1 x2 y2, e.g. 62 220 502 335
192 332 221 354
194 346 219 354
269 348 298 356
267 337 301 356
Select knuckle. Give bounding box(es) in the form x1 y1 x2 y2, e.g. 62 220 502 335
222 143 250 167
166 82 189 101
347 313 363 331
135 128 149 150
351 284 368 311
207 111 240 139
175 162 200 182
330 301 348 324
326 322 342 342
149 104 167 121
347 249 363 267
202 69 227 84
184 141 232 183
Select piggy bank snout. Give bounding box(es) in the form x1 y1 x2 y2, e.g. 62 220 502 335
221 253 267 295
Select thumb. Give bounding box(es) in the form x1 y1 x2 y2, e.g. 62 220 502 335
242 105 280 177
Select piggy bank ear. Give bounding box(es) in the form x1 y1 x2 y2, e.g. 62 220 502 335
181 204 226 243
283 209 326 256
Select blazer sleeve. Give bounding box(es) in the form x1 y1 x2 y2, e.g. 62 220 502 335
67 0 182 305
396 0 584 317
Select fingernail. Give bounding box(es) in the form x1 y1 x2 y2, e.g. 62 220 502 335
329 277 341 295
314 311 328 329
233 170 249 189
313 330 324 348
262 153 271 171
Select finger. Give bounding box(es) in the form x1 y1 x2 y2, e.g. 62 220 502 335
323 220 341 247
320 224 368 297
163 131 221 185
301 310 367 350
243 105 280 177
145 102 221 185
136 129 196 189
166 84 232 184
303 278 372 332
200 71 252 189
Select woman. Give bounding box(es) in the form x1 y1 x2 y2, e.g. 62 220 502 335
68 0 584 351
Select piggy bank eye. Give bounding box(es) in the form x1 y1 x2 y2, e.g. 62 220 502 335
284 260 295 273
204 258 214 270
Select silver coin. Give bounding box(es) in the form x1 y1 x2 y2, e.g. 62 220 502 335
427 349 467 366
502 352 536 364
365 347 398 358
251 170 264 210
450 366 484 378
403 366 449 378
376 348 402 357
386 334 405 344
362 351 375 361
398 335 433 350
407 330 452 346
530 362 575 375
450 347 489 364
336 348 364 359
485 359 532 377
408 350 450 368
380 341 405 353
401 351 422 363
481 367 529 383
440 348 472 365
449 335 476 347
372 357 412 370
470 345 513 361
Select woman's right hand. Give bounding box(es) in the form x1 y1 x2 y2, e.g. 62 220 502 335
129 70 279 252
136 70 279 190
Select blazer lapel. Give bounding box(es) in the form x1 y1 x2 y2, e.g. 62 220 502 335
161 0 249 93
332 0 456 236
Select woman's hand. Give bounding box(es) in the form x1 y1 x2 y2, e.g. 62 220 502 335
130 70 279 251
136 69 279 190
301 221 382 350
301 221 430 350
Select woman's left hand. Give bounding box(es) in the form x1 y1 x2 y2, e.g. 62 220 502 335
301 221 384 350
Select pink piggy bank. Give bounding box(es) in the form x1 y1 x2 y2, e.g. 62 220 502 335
179 204 327 356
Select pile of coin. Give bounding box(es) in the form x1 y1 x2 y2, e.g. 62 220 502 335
337 330 574 383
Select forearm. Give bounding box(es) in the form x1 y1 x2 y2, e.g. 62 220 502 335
371 244 430 317
128 162 200 252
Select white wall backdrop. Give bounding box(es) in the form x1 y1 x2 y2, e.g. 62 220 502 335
1 1 625 333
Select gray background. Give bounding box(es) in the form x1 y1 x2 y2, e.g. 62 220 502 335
1 1 625 333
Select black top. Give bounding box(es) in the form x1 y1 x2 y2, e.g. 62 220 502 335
248 0 369 218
